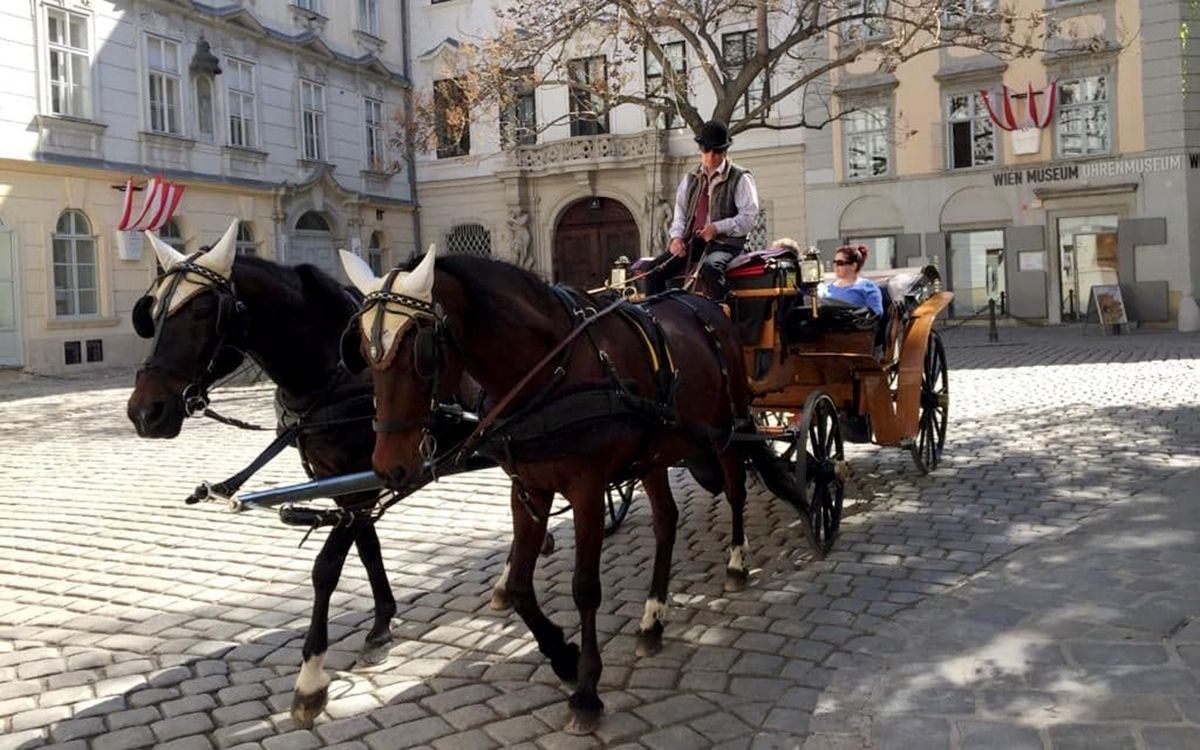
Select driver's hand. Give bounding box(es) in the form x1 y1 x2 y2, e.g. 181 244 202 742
699 223 718 242
669 238 686 257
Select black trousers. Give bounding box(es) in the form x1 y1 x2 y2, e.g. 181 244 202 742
645 239 738 300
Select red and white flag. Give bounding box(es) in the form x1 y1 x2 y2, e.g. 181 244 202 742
118 176 186 232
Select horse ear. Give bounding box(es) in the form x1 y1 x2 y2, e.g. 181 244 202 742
339 248 382 294
196 219 238 279
144 229 186 272
399 243 436 300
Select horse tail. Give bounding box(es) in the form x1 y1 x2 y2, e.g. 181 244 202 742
739 421 822 555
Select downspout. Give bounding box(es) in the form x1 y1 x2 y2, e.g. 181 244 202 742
401 0 423 258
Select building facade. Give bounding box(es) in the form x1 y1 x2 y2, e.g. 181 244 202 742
0 0 416 374
407 5 809 291
805 0 1200 327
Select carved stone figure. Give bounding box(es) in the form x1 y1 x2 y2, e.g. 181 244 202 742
507 210 534 270
653 199 673 254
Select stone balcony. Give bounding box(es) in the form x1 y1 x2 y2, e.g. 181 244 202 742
509 130 667 174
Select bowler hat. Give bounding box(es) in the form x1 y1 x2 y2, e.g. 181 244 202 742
695 120 732 151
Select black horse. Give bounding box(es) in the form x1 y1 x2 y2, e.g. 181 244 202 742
126 224 482 727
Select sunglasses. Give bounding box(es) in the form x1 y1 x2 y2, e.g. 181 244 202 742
832 259 854 267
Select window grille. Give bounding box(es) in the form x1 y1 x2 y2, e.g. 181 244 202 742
445 224 492 257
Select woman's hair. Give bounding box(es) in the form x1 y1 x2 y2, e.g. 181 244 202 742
769 237 802 254
835 244 870 271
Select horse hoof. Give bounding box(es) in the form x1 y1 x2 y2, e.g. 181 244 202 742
356 638 393 668
564 694 604 735
541 532 556 556
724 568 749 593
490 588 513 611
550 642 580 686
290 685 328 729
635 621 664 658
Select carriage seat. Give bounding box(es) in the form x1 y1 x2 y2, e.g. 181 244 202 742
857 265 941 360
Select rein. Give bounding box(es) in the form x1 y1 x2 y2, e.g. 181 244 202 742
455 293 629 463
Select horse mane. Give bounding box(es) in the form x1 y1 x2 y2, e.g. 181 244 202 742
410 253 564 334
232 254 358 327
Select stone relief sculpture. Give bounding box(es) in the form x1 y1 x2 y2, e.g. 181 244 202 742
653 199 673 255
507 210 535 270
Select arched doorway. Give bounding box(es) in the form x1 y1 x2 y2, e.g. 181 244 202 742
553 198 639 289
290 211 337 277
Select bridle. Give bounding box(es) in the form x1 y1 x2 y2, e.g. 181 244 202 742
135 258 245 417
347 271 450 468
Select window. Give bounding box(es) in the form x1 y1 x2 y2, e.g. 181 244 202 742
645 42 687 129
946 92 995 169
46 7 91 118
358 0 380 35
942 0 996 25
568 56 609 137
236 222 256 256
146 36 182 135
446 224 492 256
227 59 256 148
158 218 185 252
434 79 470 158
1056 75 1109 157
948 229 1005 316
296 211 330 231
499 69 537 147
86 338 103 363
843 105 890 179
52 210 98 317
195 76 215 140
295 0 322 12
365 98 386 169
843 0 889 41
722 32 769 120
300 80 326 161
846 236 896 271
367 231 385 275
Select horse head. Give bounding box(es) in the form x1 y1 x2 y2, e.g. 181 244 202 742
127 219 245 438
340 245 461 487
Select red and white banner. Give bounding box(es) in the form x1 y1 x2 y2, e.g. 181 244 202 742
117 176 186 232
980 82 1058 132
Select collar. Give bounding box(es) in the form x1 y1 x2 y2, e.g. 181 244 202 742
696 157 730 182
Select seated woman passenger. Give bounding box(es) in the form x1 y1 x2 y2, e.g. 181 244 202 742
818 244 883 316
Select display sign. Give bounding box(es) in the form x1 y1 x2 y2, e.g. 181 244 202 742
1090 284 1129 325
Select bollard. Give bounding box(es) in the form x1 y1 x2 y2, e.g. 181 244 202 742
999 290 1007 316
988 298 999 343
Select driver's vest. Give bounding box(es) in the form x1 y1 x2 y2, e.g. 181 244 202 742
683 163 751 251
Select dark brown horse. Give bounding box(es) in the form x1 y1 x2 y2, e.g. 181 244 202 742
125 224 485 727
340 247 814 733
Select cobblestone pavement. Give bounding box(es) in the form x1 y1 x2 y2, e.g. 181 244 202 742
1 325 1198 750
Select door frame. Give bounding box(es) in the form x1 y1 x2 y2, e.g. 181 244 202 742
0 220 24 368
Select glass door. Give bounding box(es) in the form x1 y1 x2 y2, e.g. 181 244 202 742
947 229 1005 317
1057 215 1118 320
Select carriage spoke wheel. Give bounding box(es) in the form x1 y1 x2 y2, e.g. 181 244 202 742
794 392 845 555
604 480 636 537
911 330 949 474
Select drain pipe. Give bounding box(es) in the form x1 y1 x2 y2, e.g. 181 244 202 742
401 0 423 259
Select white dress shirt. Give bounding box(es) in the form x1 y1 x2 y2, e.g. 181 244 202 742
668 158 760 242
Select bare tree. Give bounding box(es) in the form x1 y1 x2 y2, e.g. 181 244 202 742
399 0 1080 150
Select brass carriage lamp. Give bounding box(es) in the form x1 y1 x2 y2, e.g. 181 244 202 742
610 255 630 287
800 248 823 285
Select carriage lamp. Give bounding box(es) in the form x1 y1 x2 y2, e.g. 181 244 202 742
800 248 822 285
610 255 630 287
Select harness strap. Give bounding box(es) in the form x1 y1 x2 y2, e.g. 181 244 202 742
185 422 301 504
456 293 629 462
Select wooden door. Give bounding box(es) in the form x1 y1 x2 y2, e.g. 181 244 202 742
553 198 639 289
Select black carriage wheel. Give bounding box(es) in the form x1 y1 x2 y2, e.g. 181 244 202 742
604 480 636 537
910 330 949 474
794 392 845 555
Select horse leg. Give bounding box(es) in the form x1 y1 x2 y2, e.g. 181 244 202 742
505 485 579 685
564 481 606 735
292 524 357 728
719 446 751 592
353 520 397 666
635 467 678 658
490 548 513 611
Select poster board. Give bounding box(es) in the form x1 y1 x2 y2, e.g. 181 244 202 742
1085 284 1131 333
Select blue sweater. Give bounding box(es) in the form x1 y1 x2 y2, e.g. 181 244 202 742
818 278 884 316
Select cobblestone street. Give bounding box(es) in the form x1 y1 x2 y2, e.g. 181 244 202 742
2 325 1199 750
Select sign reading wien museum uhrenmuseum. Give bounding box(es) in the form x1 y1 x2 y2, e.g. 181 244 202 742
991 154 1196 187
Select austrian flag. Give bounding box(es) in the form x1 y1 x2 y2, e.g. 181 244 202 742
980 82 1058 132
117 176 186 232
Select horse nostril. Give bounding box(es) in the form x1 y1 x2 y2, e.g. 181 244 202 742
145 401 165 425
386 466 407 488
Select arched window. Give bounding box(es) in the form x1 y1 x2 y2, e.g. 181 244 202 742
236 222 256 256
367 230 385 275
445 223 491 257
158 218 185 252
52 209 98 316
295 211 330 231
